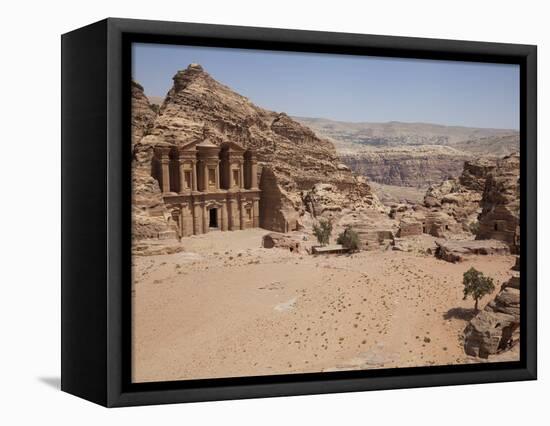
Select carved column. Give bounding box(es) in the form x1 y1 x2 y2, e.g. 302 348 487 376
178 156 186 193
202 203 208 233
177 207 184 239
203 162 209 192
245 150 259 190
193 201 202 235
251 161 258 189
215 160 220 190
156 146 171 193
239 197 245 230
239 160 244 189
228 198 237 231
220 201 228 231
253 198 260 228
192 160 198 191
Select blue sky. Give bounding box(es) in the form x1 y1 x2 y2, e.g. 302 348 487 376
132 43 519 129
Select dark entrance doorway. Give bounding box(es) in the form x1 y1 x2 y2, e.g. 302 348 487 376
209 208 218 228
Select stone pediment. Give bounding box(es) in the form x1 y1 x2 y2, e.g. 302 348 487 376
196 138 219 149
221 141 246 152
179 140 198 152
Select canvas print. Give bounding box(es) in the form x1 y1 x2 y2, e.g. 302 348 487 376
131 44 520 383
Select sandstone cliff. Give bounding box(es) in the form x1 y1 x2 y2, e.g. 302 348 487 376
131 81 157 144
132 64 383 237
295 117 518 188
340 146 472 187
131 81 177 240
476 154 520 253
423 157 497 232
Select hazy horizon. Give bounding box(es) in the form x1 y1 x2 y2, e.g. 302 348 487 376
133 43 520 130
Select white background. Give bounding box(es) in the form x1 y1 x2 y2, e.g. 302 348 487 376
0 0 546 424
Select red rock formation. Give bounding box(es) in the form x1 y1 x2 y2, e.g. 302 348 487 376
476 154 520 253
423 157 498 233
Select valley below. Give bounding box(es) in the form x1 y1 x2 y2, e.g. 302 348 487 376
295 116 519 188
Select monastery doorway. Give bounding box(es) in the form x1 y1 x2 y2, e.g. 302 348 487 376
209 208 218 229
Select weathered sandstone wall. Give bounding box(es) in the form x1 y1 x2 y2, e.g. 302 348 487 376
341 146 471 187
476 154 520 253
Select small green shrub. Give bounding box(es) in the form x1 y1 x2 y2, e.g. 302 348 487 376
462 267 495 311
312 218 333 246
469 221 480 235
336 226 360 251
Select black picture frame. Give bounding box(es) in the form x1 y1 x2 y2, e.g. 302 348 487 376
61 17 537 407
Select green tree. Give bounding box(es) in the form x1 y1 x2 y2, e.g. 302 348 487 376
462 267 495 311
336 226 360 251
312 218 333 246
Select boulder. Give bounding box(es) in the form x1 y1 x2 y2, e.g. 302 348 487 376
463 309 518 358
262 232 301 253
435 239 510 263
397 219 423 237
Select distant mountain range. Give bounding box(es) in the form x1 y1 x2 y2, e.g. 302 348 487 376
293 116 519 156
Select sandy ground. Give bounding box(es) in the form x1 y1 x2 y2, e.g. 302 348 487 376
132 228 518 383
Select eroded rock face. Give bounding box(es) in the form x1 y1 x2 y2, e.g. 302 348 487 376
476 154 520 253
131 81 157 144
262 232 302 253
131 82 176 240
464 273 520 358
338 209 397 250
459 158 497 191
423 158 497 232
397 218 423 237
435 239 510 263
303 182 384 220
340 146 472 187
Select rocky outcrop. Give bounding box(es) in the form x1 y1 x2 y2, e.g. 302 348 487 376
458 158 497 191
131 82 175 240
131 81 157 145
476 154 520 253
259 167 301 233
423 157 498 233
435 239 510 263
132 64 382 237
464 273 520 358
397 218 423 237
303 182 384 219
262 232 302 253
338 209 397 250
340 146 472 187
